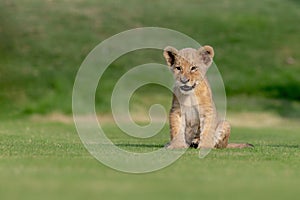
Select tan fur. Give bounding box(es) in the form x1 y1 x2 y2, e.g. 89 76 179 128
163 46 252 149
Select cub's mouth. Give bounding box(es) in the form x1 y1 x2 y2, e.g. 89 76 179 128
180 83 196 91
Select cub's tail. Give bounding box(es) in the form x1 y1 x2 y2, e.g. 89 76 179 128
226 143 254 148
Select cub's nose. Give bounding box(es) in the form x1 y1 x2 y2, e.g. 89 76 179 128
180 77 189 84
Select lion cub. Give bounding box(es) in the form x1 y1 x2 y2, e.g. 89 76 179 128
163 45 252 149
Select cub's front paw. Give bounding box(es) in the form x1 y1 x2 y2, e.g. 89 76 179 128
165 142 189 149
190 138 200 149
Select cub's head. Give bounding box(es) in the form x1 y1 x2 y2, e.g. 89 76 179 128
163 46 214 94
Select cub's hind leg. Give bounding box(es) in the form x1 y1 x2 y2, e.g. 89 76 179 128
214 120 231 148
190 125 200 148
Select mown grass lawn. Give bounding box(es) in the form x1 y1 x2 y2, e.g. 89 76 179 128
0 118 299 200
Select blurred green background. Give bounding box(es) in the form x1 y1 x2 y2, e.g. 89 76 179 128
0 0 299 200
0 0 299 118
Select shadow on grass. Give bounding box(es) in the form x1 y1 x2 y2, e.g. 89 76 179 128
261 81 300 118
289 0 300 5
116 143 164 148
262 82 300 102
266 144 300 149
0 2 18 56
263 99 300 119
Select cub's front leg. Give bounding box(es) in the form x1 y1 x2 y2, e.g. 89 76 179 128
198 109 217 149
165 107 188 149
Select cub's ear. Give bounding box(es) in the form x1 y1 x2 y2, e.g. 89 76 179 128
163 46 178 67
198 45 214 67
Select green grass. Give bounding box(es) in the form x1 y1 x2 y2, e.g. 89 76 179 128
0 0 299 116
0 119 299 200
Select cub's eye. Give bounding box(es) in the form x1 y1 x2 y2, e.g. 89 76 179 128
175 66 181 71
191 66 197 71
